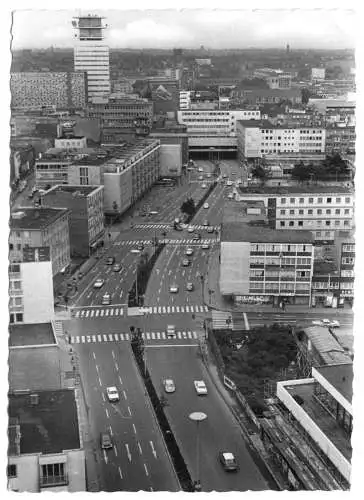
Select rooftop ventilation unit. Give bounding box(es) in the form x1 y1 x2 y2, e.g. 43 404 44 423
30 393 39 406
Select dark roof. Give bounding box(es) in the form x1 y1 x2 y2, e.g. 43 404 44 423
222 221 313 243
316 364 353 404
9 323 56 347
10 208 69 231
8 389 80 455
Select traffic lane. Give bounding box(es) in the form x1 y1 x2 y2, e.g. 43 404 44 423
144 245 179 305
108 342 180 491
245 311 354 328
147 346 269 491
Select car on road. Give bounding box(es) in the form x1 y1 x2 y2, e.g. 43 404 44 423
227 180 233 186
163 379 176 393
137 243 144 251
106 386 120 402
93 278 105 289
169 285 179 293
207 226 215 233
207 173 212 178
222 174 228 179
219 452 238 471
194 380 208 395
113 263 122 272
203 220 209 226
198 175 203 180
193 233 201 240
186 282 194 291
106 256 115 265
182 259 191 267
102 293 111 305
202 243 210 250
312 319 340 328
185 248 194 256
198 167 203 172
100 432 113 450
187 225 195 233
166 325 176 338
203 202 209 209
201 183 207 188
227 193 234 199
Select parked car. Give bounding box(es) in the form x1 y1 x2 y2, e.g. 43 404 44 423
163 379 176 393
93 279 105 289
227 180 233 186
312 319 340 328
188 226 195 233
106 386 119 402
185 248 194 256
194 380 208 395
100 432 113 449
203 220 209 226
201 183 207 188
198 167 203 172
207 226 215 233
166 325 176 338
219 452 238 471
106 256 115 265
202 243 210 250
169 285 179 293
198 175 203 181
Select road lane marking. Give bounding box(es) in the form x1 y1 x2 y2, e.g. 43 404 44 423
98 376 102 386
128 406 132 416
118 466 123 479
95 364 100 372
132 423 137 434
114 445 118 457
92 352 96 360
150 441 157 459
115 362 119 371
123 390 127 400
144 464 149 477
102 393 105 402
109 425 113 436
112 350 116 359
118 375 123 385
243 312 250 330
105 408 109 419
138 442 143 455
103 450 108 464
125 444 132 462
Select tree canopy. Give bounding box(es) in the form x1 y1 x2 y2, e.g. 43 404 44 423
180 197 196 216
292 154 352 182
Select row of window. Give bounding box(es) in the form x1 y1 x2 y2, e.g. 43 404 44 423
342 244 355 252
250 269 310 278
280 208 351 215
250 243 311 253
249 282 310 290
279 220 351 228
280 196 352 204
250 257 312 266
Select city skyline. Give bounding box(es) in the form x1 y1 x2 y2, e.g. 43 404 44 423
11 8 356 50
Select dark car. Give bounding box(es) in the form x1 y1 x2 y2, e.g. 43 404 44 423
100 432 112 450
106 256 115 265
207 226 215 233
113 263 122 272
192 233 201 240
219 452 238 471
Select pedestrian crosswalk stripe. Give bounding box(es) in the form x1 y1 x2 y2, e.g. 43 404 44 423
105 309 110 316
103 334 108 342
101 310 105 317
97 334 102 342
72 303 209 319
110 309 114 316
167 306 170 314
162 306 166 313
114 334 118 342
96 310 100 317
108 334 113 342
151 332 155 340
70 330 198 344
186 306 190 313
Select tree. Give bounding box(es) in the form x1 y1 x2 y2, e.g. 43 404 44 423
291 162 311 182
301 88 311 105
251 165 268 185
180 197 196 217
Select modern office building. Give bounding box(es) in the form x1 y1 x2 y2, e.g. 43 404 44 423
8 389 86 492
236 120 326 159
9 208 71 276
9 247 54 325
73 14 110 101
219 200 314 305
236 186 354 243
10 72 87 110
35 149 94 188
311 68 326 81
239 88 302 105
41 185 105 257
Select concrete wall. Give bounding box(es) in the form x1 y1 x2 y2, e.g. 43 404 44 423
103 168 133 214
220 241 251 295
8 455 40 492
159 144 182 177
22 261 54 323
66 450 86 492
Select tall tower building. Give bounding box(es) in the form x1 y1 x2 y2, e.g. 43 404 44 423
72 14 110 102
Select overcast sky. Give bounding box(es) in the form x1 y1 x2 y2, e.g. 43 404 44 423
11 8 356 50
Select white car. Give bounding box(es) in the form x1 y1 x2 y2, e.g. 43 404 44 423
201 183 207 189
169 285 179 293
198 167 203 172
163 379 176 393
93 278 105 289
227 181 233 186
202 243 210 250
227 193 234 199
185 248 194 256
102 293 111 305
188 226 195 233
194 380 208 395
203 203 209 209
106 386 119 402
312 319 340 328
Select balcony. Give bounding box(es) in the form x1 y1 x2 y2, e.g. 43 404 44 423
40 474 68 488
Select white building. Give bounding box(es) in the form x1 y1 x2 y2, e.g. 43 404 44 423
73 15 110 102
237 120 326 159
179 91 191 110
9 250 54 325
311 67 326 81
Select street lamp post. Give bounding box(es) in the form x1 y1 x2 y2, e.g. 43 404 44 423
189 412 207 492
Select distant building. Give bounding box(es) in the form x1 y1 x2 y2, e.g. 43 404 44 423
179 90 191 110
9 208 71 276
239 88 302 105
236 186 354 244
219 200 314 305
41 185 105 257
73 14 110 101
311 67 326 81
148 77 179 114
254 68 292 89
10 72 87 110
150 119 188 165
9 248 54 325
325 125 356 155
8 389 86 492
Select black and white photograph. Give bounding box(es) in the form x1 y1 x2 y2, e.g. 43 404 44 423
3 1 361 494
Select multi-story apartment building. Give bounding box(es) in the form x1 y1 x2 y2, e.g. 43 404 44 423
9 208 71 276
236 186 354 243
311 67 326 81
10 72 87 110
68 139 160 214
338 237 355 305
42 185 104 257
8 389 86 492
219 201 314 305
9 247 54 325
325 125 356 155
237 120 326 160
73 15 110 101
87 96 153 142
239 88 302 106
177 109 260 155
54 135 88 150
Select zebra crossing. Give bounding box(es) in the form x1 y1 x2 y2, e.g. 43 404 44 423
134 223 220 232
114 238 217 247
72 304 209 319
70 330 198 344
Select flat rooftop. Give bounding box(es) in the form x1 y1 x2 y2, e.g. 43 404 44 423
44 184 101 196
316 363 353 403
8 389 80 455
285 381 352 462
10 207 69 231
9 323 56 347
222 221 313 244
238 185 353 195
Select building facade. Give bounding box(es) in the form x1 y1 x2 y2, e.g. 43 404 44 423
325 125 356 155
10 72 87 110
42 185 105 257
73 15 110 101
311 67 326 81
148 77 179 114
9 208 71 276
9 248 54 325
338 239 355 305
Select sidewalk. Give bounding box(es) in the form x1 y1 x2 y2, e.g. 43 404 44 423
203 249 354 317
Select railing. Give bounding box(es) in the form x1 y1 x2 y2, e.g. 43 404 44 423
40 475 68 488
